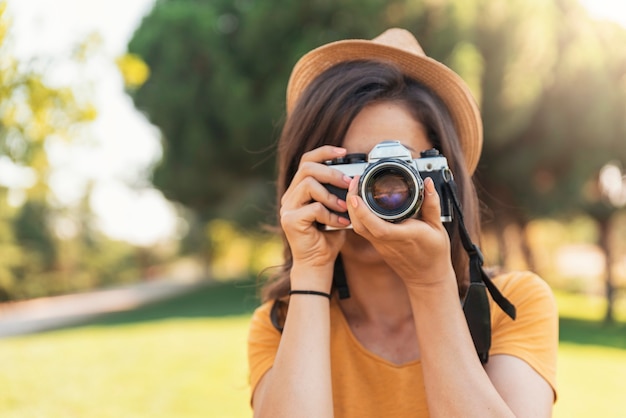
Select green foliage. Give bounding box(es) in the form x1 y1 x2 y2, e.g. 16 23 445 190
0 204 143 301
0 13 97 199
205 218 282 279
129 0 626 228
127 0 626 304
13 200 56 268
475 0 626 222
0 2 151 300
128 0 393 227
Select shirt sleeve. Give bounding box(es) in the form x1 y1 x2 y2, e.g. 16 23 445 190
489 271 559 397
247 301 282 401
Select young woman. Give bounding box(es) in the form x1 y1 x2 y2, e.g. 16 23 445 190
248 28 558 417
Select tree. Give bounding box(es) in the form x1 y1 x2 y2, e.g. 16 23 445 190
0 2 145 300
127 0 568 227
129 0 626 312
478 0 626 218
127 0 395 228
474 0 626 321
0 2 88 298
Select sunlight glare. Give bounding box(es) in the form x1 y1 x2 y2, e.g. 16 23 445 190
580 0 626 27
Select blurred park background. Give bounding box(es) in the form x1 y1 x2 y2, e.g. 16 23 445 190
0 0 625 416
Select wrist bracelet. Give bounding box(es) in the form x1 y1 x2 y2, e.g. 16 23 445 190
288 290 332 299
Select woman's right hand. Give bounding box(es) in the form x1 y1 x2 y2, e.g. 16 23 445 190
279 146 352 289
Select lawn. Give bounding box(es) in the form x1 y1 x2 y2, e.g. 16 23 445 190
0 280 625 417
0 280 258 418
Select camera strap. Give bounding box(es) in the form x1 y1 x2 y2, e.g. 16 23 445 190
443 177 516 363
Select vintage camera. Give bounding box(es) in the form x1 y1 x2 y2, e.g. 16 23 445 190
322 140 453 230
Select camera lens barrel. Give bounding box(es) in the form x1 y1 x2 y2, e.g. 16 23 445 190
359 159 424 222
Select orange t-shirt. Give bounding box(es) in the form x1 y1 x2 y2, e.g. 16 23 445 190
248 271 558 417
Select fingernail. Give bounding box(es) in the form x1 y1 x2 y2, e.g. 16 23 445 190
337 199 347 209
343 175 352 185
350 196 359 208
333 147 347 155
338 216 351 225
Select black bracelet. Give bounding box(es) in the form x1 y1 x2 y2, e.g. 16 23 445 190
288 290 332 299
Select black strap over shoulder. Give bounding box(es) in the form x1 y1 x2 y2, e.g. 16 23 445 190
334 255 350 299
443 177 516 363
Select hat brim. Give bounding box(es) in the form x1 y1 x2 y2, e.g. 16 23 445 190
286 39 483 174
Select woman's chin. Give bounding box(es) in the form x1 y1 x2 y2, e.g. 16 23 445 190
341 231 383 262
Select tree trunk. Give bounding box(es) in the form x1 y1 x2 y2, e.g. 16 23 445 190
518 219 537 273
492 214 536 272
598 217 615 325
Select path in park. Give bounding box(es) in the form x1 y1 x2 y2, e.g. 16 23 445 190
0 278 204 338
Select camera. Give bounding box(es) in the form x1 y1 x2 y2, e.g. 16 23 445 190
322 140 453 230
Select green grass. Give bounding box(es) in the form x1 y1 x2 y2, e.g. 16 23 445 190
554 344 626 418
0 318 252 418
0 282 624 417
0 280 259 418
553 290 626 418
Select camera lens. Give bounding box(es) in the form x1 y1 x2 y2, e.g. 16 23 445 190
370 172 410 211
359 160 424 222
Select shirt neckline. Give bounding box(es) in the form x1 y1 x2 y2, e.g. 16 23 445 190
330 299 422 369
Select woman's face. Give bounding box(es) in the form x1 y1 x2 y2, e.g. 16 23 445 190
340 100 433 261
342 101 432 157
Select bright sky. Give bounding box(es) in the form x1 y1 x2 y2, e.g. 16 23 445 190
3 0 625 246
580 0 626 26
4 0 181 246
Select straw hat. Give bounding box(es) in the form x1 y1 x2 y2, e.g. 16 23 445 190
286 28 483 174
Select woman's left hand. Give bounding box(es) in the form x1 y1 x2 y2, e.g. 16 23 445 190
345 175 455 289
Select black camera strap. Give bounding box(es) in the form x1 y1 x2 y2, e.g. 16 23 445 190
443 177 516 363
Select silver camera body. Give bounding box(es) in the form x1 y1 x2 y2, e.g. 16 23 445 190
322 140 453 230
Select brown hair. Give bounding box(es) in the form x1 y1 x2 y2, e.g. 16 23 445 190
261 60 480 302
